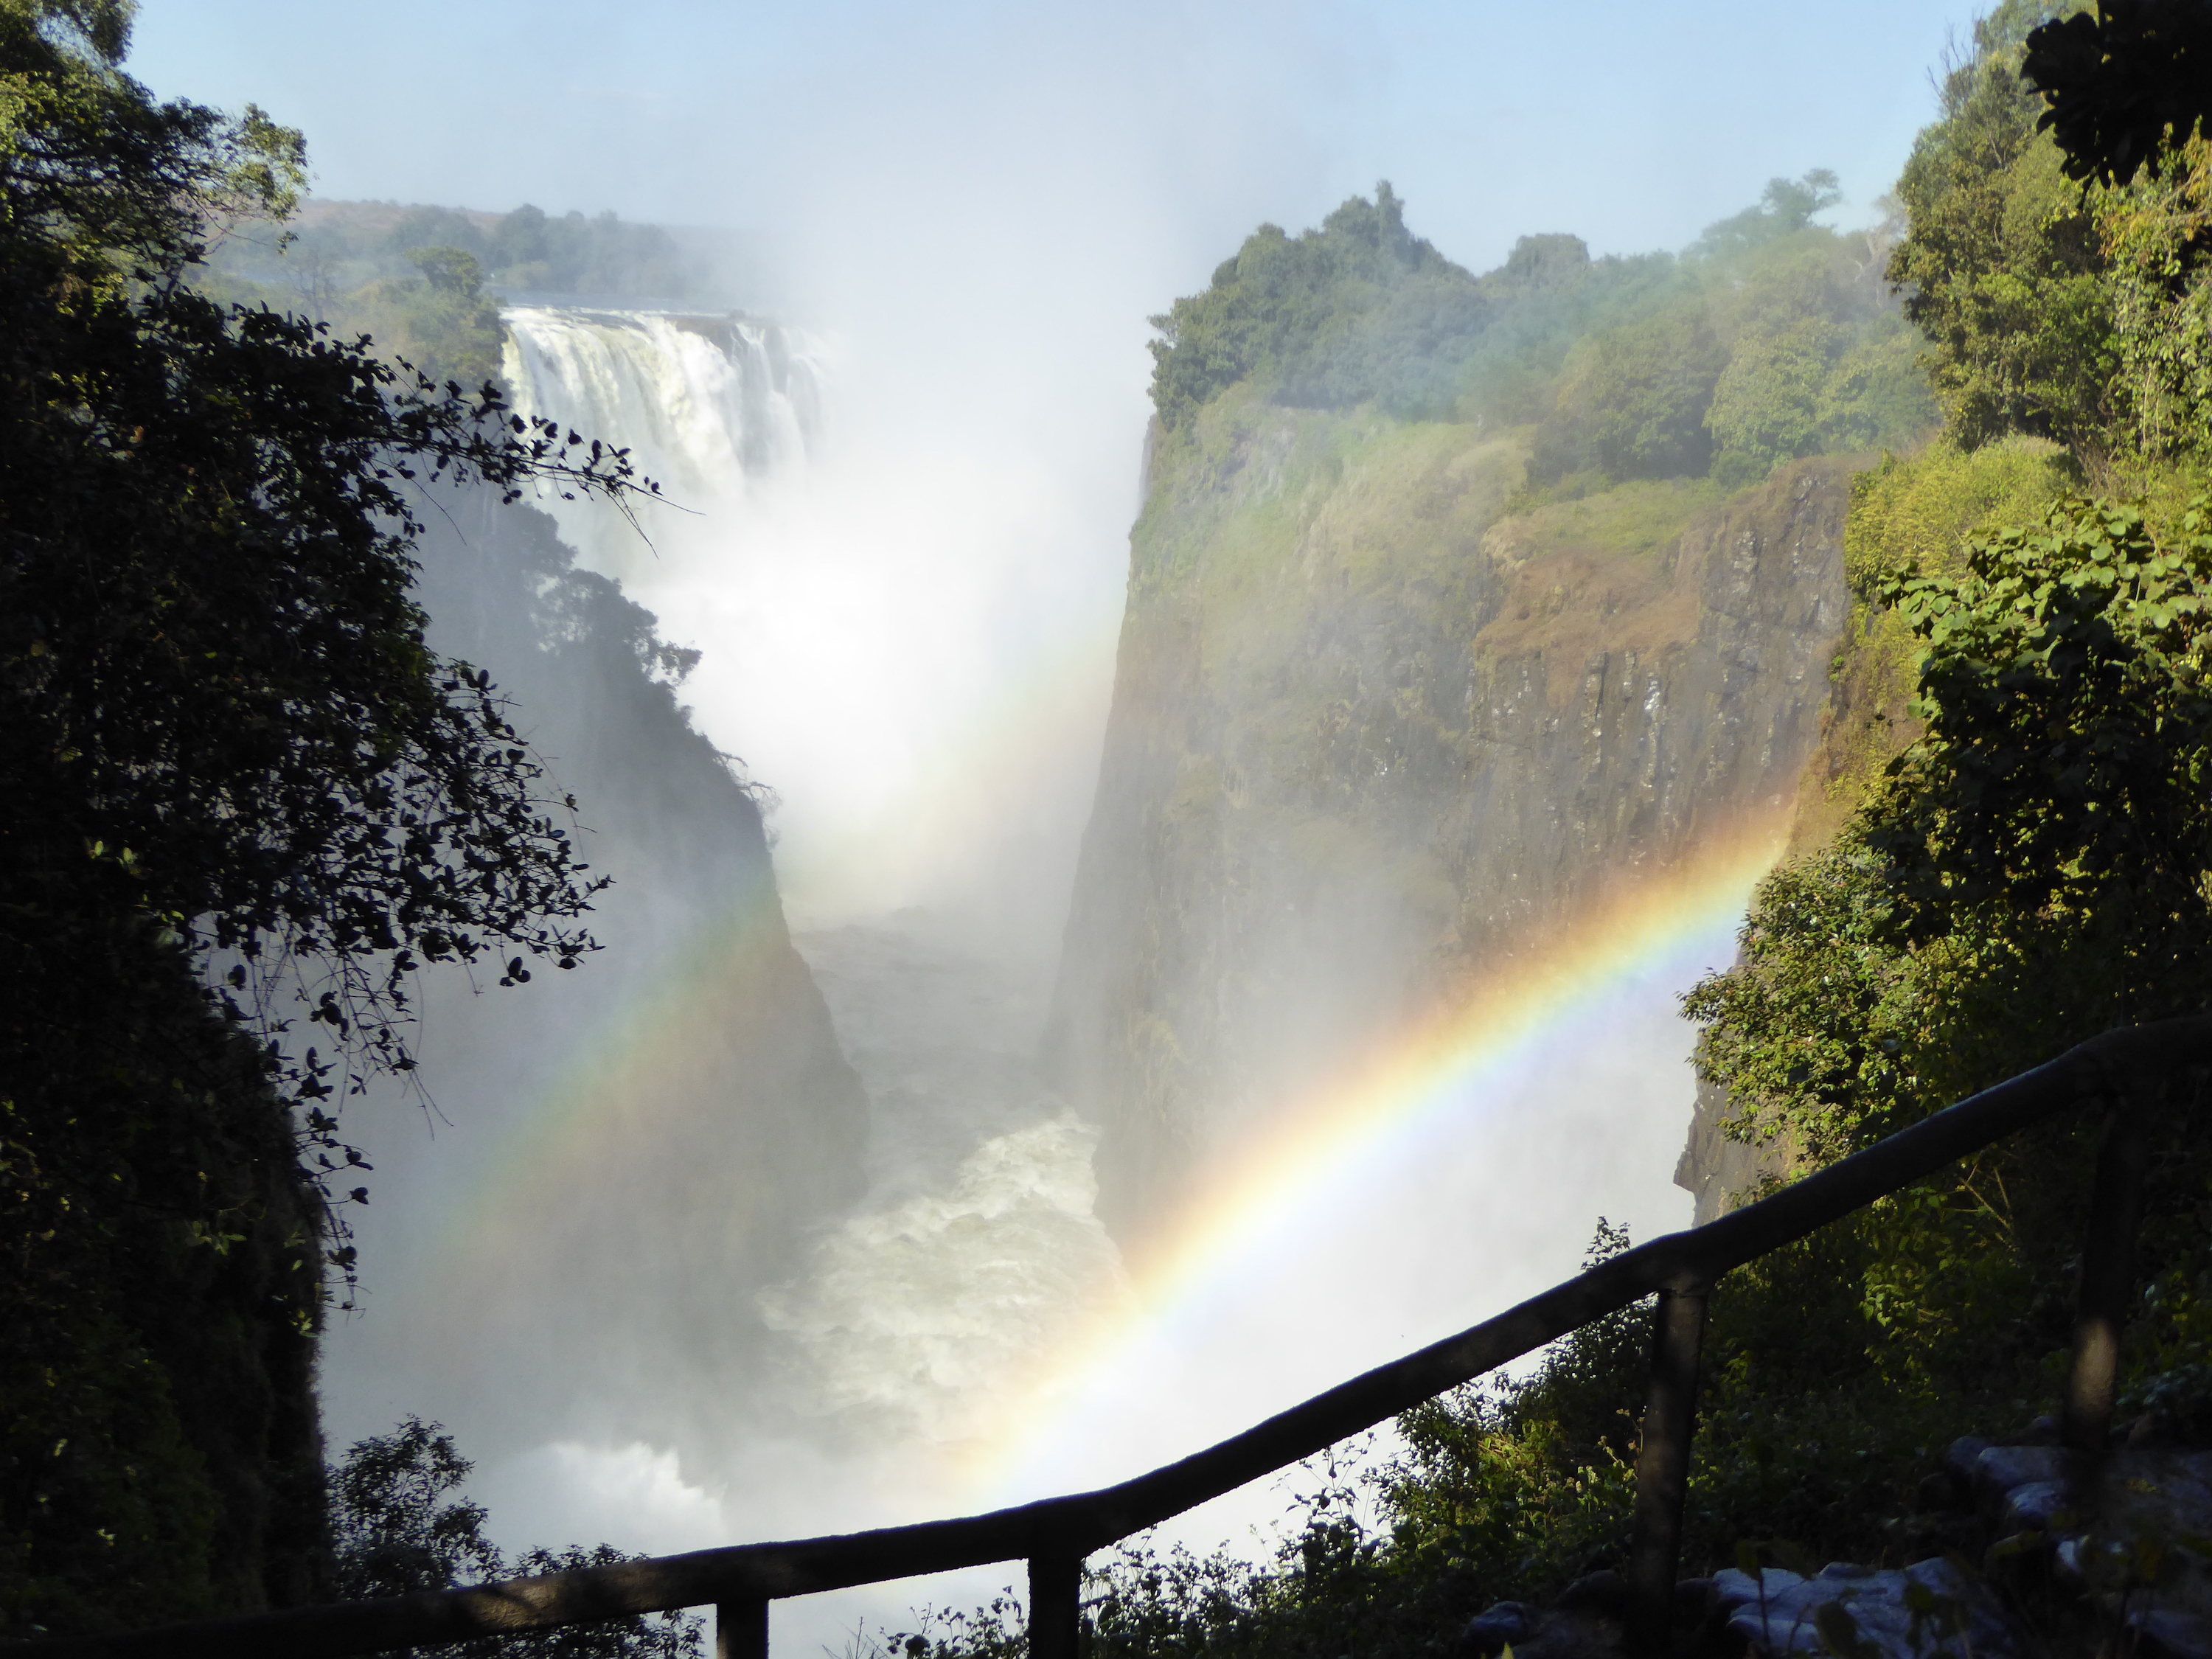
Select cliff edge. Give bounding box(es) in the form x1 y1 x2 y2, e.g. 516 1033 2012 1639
1050 394 1854 1239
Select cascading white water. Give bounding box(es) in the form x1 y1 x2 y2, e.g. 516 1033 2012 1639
495 305 1113 934
412 306 1710 1658
501 307 826 579
482 305 1137 1550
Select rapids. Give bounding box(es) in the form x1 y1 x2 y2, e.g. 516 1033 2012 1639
325 307 1705 1656
765 917 1134 1454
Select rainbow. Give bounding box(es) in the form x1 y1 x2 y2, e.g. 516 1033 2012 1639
391 867 814 1354
394 720 1790 1520
964 805 1790 1497
390 603 1125 1339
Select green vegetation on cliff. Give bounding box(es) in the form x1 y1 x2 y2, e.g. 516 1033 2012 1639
1040 2 2212 1652
1656 0 2212 1605
1146 171 1933 492
1408 0 2212 1612
1065 162 1904 1241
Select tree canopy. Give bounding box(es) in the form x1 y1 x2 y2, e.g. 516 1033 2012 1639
0 1 651 1630
2023 0 2212 186
330 1419 701 1657
1143 174 1931 495
1887 0 2212 467
0 0 653 1127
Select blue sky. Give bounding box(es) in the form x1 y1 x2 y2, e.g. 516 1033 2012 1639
133 0 1985 308
136 1 1999 1583
123 1 2000 885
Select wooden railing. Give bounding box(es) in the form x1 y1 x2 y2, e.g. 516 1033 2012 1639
18 1016 2211 1659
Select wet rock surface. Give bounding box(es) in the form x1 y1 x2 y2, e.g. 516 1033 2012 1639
1965 1439 2212 1658
1708 1559 2026 1658
1454 1429 2212 1658
1052 437 1854 1238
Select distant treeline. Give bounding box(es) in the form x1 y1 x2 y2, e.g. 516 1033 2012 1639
1147 175 1933 493
206 198 754 311
197 198 758 389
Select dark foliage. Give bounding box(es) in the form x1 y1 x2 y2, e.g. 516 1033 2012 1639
330 1419 702 1658
4 284 624 1073
2023 0 2212 186
0 908 327 1636
0 0 646 1632
0 0 655 1205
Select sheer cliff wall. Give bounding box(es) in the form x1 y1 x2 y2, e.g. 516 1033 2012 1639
327 491 869 1461
1048 399 1855 1240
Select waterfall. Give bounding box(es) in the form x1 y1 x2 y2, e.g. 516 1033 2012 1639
492 303 1113 936
445 307 1135 1600
336 296 1712 1659
500 307 829 580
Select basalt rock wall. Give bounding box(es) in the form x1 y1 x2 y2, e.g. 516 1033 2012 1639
319 490 869 1463
1049 401 1854 1240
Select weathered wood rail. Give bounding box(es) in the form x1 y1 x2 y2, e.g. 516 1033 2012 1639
17 1016 2211 1659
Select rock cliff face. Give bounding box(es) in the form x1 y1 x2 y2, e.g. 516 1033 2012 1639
330 491 869 1460
1674 1071 1796 1225
1049 399 1854 1239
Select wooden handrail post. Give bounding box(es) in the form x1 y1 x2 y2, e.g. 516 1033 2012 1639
1626 1278 1708 1656
19 1023 2207 1659
2064 1094 2152 1454
717 1599 768 1659
1028 1554 1082 1659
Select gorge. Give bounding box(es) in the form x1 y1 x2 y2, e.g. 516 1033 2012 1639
296 175 1909 1622
32 3 2212 1642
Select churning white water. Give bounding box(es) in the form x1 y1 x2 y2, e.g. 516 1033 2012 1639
378 307 1710 1657
462 310 1140 1601
763 919 1135 1452
500 307 824 566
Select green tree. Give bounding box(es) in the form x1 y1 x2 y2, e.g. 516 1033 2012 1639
1145 183 1488 429
1705 317 1848 484
0 0 644 1631
331 1419 702 1658
1688 169 1843 262
1887 1 2115 452
328 243 504 385
1530 303 1727 483
1868 496 2212 1027
1885 3 2212 468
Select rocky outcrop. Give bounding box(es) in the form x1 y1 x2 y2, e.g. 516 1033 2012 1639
1673 1071 1805 1225
1050 401 1855 1241
1458 1430 2212 1658
333 490 869 1461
